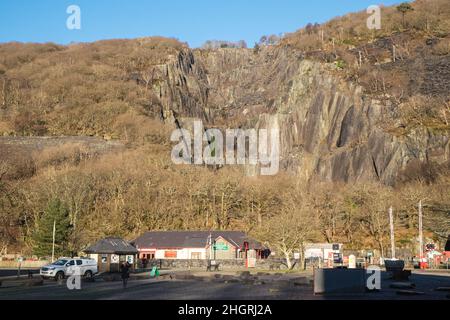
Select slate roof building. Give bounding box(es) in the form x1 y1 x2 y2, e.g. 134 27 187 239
132 231 267 260
84 237 138 273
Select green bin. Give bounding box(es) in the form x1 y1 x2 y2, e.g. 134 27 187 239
150 266 160 277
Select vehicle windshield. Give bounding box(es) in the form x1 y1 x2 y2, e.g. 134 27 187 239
52 259 68 266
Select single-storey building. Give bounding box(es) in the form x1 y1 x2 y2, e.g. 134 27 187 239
132 231 267 261
84 237 138 273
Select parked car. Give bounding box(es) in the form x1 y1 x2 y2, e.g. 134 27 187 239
40 257 98 281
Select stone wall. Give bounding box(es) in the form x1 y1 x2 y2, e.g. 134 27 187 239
0 260 48 269
141 258 291 270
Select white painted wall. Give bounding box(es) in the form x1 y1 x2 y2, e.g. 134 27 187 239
144 248 207 260
88 253 99 263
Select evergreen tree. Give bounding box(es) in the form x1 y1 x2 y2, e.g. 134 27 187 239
33 199 72 258
397 2 414 29
253 43 261 54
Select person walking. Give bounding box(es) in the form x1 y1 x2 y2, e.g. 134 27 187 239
120 261 130 288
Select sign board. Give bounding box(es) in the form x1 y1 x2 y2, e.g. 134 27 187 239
327 252 333 267
214 243 229 251
333 253 342 263
324 249 334 260
126 255 134 264
110 254 119 264
294 252 300 260
349 255 356 269
164 251 177 258
17 257 24 263
343 256 349 265
247 258 256 268
305 248 323 258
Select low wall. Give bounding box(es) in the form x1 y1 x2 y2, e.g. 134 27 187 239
141 258 292 270
0 260 49 269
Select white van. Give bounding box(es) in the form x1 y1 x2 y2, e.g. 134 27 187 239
40 257 98 281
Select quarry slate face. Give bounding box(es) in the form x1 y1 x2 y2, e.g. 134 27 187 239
149 47 449 185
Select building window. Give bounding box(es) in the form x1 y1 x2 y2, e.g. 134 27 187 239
141 253 155 260
191 252 201 260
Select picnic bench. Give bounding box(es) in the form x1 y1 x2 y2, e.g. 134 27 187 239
206 260 220 272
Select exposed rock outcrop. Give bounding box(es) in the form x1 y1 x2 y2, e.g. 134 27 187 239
149 46 449 185
149 49 209 123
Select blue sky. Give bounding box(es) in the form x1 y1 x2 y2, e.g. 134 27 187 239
0 0 403 48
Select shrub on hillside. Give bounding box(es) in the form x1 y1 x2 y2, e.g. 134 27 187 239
432 38 450 55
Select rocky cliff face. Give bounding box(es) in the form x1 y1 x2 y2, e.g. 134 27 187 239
149 46 450 185
149 50 209 123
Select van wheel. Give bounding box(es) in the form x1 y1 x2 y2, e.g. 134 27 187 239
55 272 64 282
84 270 93 279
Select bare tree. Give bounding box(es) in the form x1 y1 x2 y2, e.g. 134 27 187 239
258 191 316 269
308 183 344 243
357 184 393 258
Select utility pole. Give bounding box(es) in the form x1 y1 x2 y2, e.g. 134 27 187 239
389 207 396 259
51 219 56 263
208 233 212 261
419 200 423 262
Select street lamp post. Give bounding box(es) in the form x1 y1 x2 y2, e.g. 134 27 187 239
419 200 424 264
389 207 396 259
208 233 212 261
51 219 56 262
